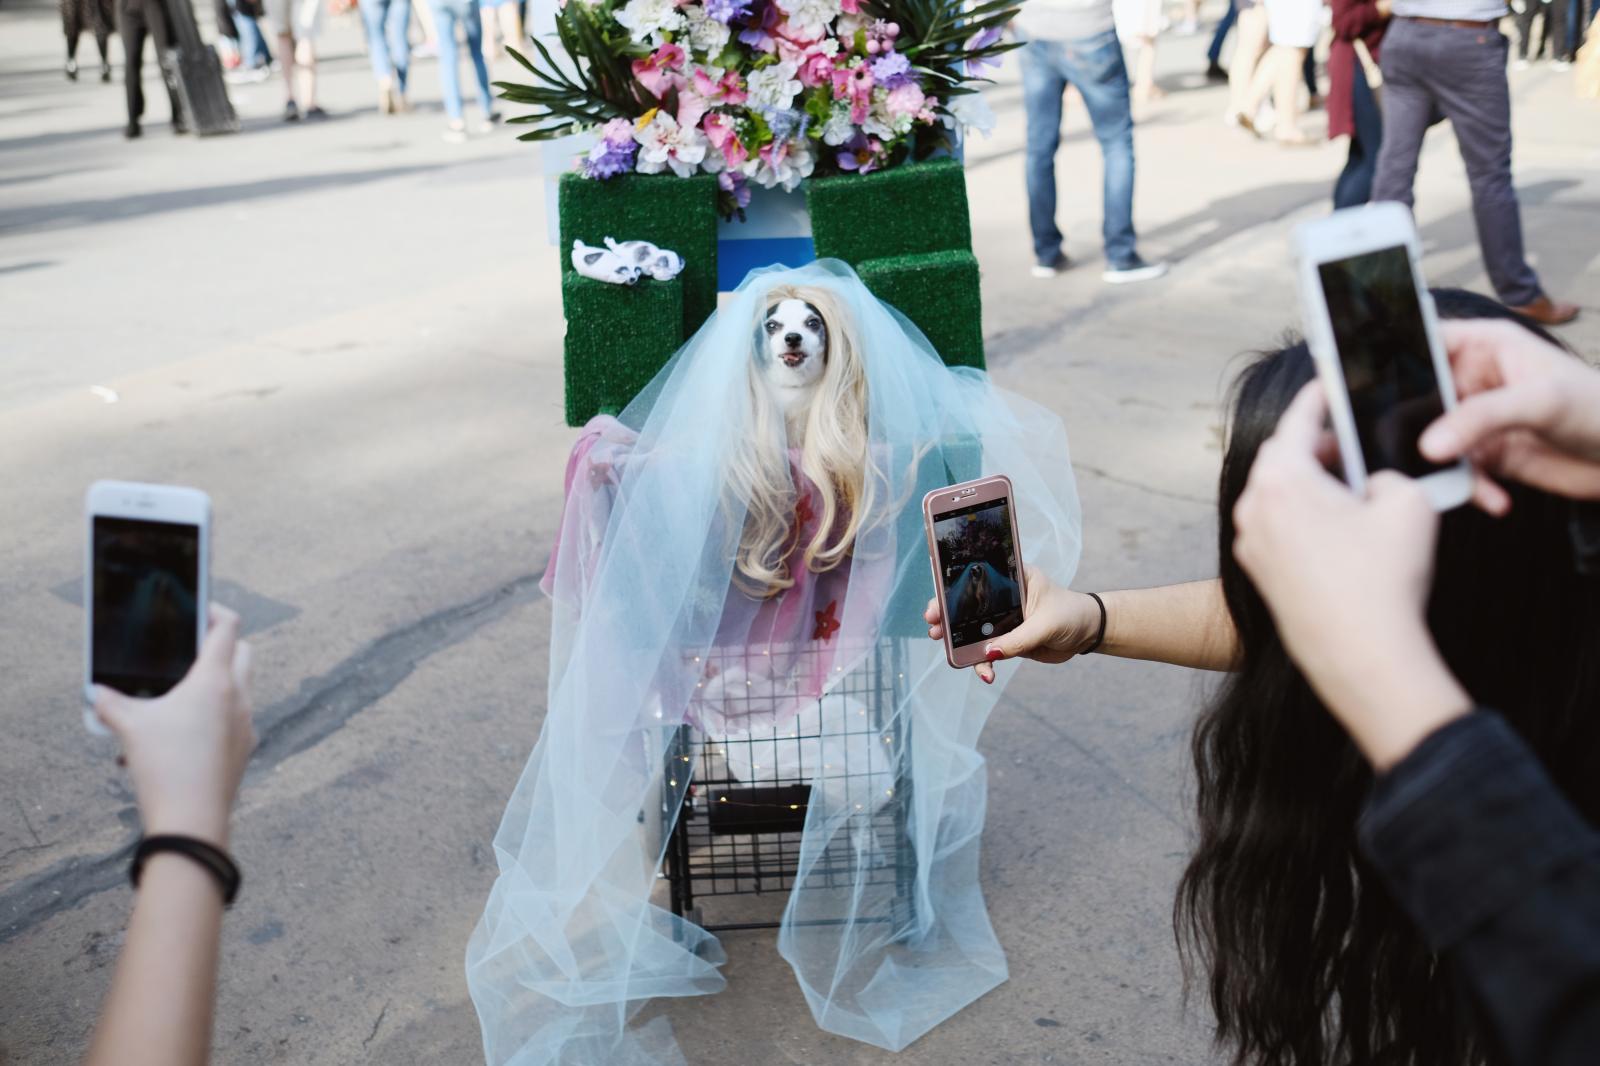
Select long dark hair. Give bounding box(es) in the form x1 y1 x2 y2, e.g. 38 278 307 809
1176 289 1600 1066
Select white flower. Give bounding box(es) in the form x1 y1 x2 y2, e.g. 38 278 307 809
745 60 803 111
816 38 840 57
615 0 685 45
634 111 709 178
775 0 841 40
741 139 814 191
861 88 913 140
945 91 997 135
685 7 731 54
819 103 854 145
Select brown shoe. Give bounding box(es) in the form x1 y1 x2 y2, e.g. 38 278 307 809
1510 295 1580 326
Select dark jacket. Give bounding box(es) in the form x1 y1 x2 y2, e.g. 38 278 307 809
1359 710 1600 1066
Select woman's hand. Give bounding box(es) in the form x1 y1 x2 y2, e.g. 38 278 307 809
924 567 1103 684
92 605 256 848
1422 319 1600 511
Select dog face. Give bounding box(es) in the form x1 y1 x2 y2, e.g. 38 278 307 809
761 298 828 393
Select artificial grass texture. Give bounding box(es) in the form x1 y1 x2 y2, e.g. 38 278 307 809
557 171 719 336
805 159 972 266
562 271 684 426
857 249 986 371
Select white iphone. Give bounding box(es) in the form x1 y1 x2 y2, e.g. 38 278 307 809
84 481 211 735
1292 203 1473 511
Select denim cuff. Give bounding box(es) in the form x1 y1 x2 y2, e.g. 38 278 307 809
1358 710 1597 950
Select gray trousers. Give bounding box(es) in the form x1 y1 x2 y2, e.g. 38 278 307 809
1371 18 1544 307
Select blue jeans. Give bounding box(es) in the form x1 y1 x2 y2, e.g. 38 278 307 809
232 6 272 67
1208 0 1237 64
1333 63 1382 208
359 0 411 90
432 0 493 121
1020 32 1138 268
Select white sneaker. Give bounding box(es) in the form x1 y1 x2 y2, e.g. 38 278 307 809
1553 59 1572 70
1103 258 1169 284
1031 255 1069 278
442 120 467 144
1513 58 1531 70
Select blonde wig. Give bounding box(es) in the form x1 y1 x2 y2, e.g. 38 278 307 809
728 284 876 599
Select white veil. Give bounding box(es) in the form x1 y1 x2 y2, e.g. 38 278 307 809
466 260 1082 1063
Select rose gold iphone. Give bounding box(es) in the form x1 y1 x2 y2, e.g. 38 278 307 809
922 475 1027 669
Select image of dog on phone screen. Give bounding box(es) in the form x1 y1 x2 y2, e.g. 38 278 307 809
934 504 1022 648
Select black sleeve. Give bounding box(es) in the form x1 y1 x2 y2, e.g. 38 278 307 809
1358 711 1600 1066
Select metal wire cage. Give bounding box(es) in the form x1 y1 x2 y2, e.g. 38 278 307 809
659 639 916 935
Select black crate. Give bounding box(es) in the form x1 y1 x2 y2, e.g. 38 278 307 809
661 640 916 935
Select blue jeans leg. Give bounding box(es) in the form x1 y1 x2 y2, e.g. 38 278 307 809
387 0 411 92
1060 30 1139 266
233 8 271 66
360 0 394 81
1208 0 1237 65
1333 67 1383 208
1020 41 1068 265
462 1 494 118
434 4 464 119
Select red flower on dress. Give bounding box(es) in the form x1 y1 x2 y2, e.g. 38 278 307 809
813 599 840 642
794 491 815 531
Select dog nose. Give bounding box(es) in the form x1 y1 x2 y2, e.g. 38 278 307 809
784 332 803 348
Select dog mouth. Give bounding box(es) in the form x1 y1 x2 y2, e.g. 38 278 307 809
780 349 807 368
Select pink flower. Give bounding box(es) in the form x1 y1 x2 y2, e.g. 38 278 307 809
702 111 749 168
838 0 857 11
798 50 835 87
631 43 687 98
691 66 747 105
831 62 873 123
885 81 925 117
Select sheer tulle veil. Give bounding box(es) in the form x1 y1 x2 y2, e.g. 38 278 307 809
465 260 1083 1063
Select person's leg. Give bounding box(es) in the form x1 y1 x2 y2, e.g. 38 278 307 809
1228 5 1270 115
1547 0 1569 59
479 0 498 61
387 0 411 95
295 35 317 108
1130 35 1161 102
1333 66 1383 207
64 0 83 69
359 0 392 82
434 2 465 122
141 0 182 126
118 0 146 124
1272 45 1309 139
1302 44 1317 97
1370 18 1431 207
1515 0 1537 58
1427 25 1544 306
1062 29 1139 267
1018 40 1069 267
1208 0 1238 65
495 1 520 58
462 0 494 118
1242 40 1283 116
278 29 297 105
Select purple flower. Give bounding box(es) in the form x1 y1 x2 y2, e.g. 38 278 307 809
718 169 752 208
836 132 882 173
737 0 780 50
704 0 752 23
869 49 912 89
964 26 1003 77
763 106 809 142
581 128 638 179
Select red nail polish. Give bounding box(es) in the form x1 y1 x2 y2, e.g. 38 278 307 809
984 648 1003 662
981 673 993 685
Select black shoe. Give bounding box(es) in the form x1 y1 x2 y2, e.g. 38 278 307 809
66 58 79 80
283 101 301 122
101 62 112 82
1205 60 1228 81
304 105 329 120
173 116 189 135
124 121 142 139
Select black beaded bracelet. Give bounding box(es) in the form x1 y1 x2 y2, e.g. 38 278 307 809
131 835 241 907
1083 592 1108 655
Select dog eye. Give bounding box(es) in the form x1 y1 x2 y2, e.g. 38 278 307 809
764 320 780 333
805 318 821 331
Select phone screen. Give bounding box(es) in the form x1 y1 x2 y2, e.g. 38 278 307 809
932 498 1023 649
92 517 201 697
1318 245 1449 478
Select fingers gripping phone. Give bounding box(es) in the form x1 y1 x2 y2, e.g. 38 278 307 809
84 481 211 734
923 476 1027 669
1293 203 1473 511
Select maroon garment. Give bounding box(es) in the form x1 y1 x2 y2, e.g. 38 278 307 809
1328 0 1388 139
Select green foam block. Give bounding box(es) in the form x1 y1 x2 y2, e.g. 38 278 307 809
558 172 719 336
562 271 684 426
856 250 986 372
805 159 972 266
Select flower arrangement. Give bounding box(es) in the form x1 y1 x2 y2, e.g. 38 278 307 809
500 0 1019 217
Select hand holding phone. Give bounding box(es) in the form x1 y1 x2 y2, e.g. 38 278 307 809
1293 203 1473 511
923 476 1028 670
85 481 211 735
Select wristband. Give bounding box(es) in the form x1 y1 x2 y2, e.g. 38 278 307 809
1083 592 1108 655
131 835 241 907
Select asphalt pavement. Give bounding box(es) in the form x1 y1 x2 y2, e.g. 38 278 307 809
1 1 1596 1062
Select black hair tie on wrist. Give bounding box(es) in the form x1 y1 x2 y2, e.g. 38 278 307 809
131 835 241 907
1083 592 1108 655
